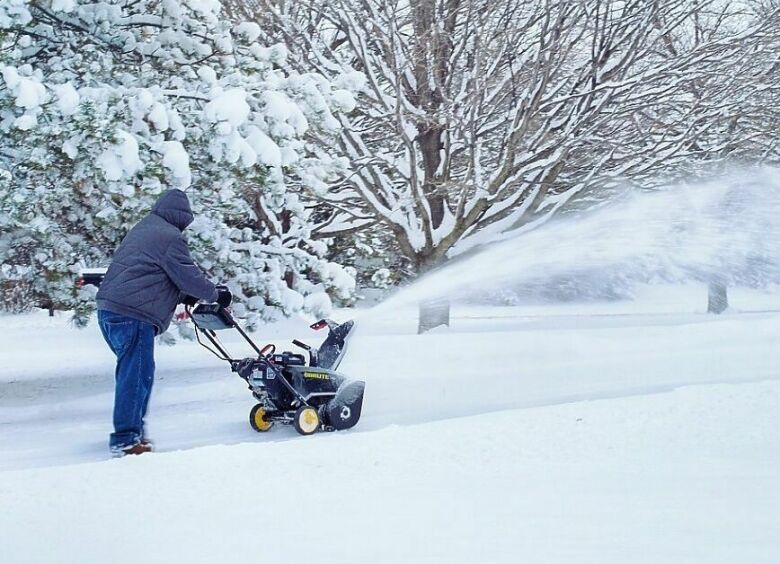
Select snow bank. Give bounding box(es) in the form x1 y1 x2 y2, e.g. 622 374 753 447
0 381 777 563
1 294 779 562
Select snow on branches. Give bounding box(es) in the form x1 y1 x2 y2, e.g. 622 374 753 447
0 0 356 329
246 0 780 272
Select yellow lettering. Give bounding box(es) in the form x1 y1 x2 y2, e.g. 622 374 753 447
304 371 330 380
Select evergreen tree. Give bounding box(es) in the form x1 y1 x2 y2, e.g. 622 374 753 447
0 0 356 330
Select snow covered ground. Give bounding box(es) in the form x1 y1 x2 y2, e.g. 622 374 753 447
1 284 779 563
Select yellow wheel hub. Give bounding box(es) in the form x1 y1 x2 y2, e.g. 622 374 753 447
250 406 273 432
296 407 320 435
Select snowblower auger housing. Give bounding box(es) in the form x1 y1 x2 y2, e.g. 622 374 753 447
187 302 364 436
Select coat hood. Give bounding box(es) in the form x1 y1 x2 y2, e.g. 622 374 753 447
152 189 194 231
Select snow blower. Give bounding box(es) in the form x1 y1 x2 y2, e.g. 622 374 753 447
187 301 364 436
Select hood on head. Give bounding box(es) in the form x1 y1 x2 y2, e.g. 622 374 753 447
152 189 194 231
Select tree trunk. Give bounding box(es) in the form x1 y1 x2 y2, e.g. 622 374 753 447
707 279 728 314
415 251 451 334
418 298 450 334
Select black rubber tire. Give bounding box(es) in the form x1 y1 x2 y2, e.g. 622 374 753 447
293 406 320 436
249 404 273 432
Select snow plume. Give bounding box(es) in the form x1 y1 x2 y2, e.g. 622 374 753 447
380 168 780 308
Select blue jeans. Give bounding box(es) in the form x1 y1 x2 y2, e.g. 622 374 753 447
98 310 156 451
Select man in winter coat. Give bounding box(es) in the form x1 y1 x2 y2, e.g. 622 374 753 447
96 189 231 457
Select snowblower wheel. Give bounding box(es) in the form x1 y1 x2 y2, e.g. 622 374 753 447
249 404 274 432
293 406 320 436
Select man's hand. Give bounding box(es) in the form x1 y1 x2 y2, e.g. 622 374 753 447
181 294 199 307
216 285 232 308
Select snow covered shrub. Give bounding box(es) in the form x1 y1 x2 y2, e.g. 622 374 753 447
322 220 413 300
370 268 392 290
0 0 355 328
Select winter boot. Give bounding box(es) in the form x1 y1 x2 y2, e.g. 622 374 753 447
112 441 154 458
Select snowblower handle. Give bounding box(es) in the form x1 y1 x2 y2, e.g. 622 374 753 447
292 339 319 367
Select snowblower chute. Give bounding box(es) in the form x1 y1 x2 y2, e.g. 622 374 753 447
188 302 364 436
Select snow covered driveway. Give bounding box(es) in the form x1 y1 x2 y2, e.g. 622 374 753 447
1 381 777 563
1 289 779 562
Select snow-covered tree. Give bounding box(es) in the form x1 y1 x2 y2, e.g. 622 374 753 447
234 0 780 272
0 0 357 328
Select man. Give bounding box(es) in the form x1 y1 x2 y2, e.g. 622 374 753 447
96 189 231 457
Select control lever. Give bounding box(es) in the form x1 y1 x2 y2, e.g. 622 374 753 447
259 343 275 358
292 339 319 367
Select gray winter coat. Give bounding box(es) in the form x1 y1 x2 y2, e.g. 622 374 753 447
96 189 218 334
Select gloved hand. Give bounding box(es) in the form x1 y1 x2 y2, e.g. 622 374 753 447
216 285 232 308
181 294 199 307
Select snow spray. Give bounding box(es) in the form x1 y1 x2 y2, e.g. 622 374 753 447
371 167 780 313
